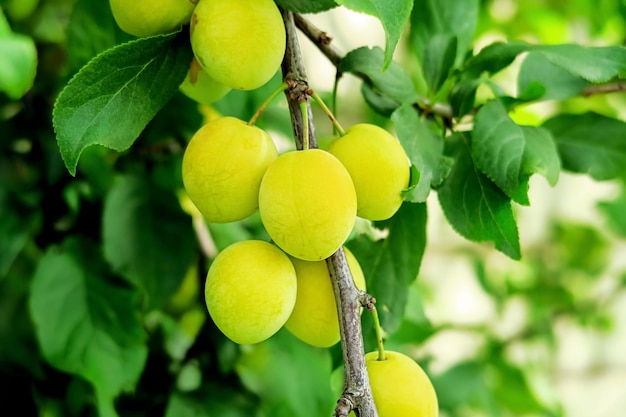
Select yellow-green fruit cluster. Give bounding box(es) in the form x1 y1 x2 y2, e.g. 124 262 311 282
366 351 438 417
329 124 410 221
205 240 297 344
258 149 357 261
182 116 277 223
285 248 366 347
109 0 196 38
190 0 286 91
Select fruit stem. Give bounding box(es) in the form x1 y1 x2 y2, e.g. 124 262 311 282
248 82 289 126
332 74 341 136
371 307 386 361
310 90 346 136
300 101 310 150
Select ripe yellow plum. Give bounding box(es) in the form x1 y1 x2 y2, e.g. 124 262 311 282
365 350 438 417
180 58 231 105
182 117 277 223
258 149 357 261
190 0 286 90
285 248 366 347
204 240 297 344
328 124 410 221
109 0 196 38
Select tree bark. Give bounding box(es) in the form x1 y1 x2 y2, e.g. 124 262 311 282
279 8 378 417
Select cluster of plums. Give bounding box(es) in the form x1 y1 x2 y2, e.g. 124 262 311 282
180 115 409 347
110 1 437 415
180 115 439 414
110 0 286 102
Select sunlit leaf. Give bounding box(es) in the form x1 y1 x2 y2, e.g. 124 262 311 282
473 100 560 205
0 11 37 99
437 133 521 259
543 112 626 180
598 185 626 238
336 0 413 68
421 34 457 94
410 0 479 66
53 31 192 175
464 41 626 83
392 103 452 202
339 46 418 113
518 53 589 100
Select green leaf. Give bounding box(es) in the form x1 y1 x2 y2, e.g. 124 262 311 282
348 202 427 342
431 361 488 409
518 53 589 101
102 175 197 309
422 33 457 94
462 41 529 77
235 330 335 416
385 284 435 346
165 383 258 417
29 237 148 417
410 0 479 66
392 103 452 202
598 185 626 238
0 262 43 379
359 82 400 117
473 100 560 205
542 112 626 180
66 0 134 72
0 11 37 99
274 0 337 13
339 46 418 111
536 43 626 83
335 0 413 69
449 78 482 117
52 31 193 175
464 41 626 83
0 190 39 277
437 133 521 260
491 359 545 414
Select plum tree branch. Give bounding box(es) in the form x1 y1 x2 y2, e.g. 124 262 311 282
581 81 626 97
293 13 453 123
293 12 342 68
279 8 378 417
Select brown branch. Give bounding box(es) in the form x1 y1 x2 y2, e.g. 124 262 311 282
293 12 343 68
581 82 626 97
281 10 316 150
280 8 378 417
327 251 378 417
293 13 453 122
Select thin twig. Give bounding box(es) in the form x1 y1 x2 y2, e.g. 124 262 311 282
192 215 217 258
293 12 343 67
294 13 454 122
581 82 626 97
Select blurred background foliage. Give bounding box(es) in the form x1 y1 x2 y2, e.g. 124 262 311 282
1 0 626 416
